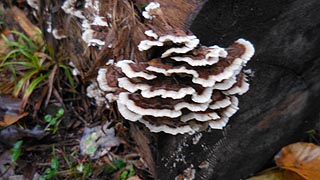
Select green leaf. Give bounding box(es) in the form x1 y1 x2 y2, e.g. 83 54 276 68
2 49 21 63
127 165 135 178
59 64 76 93
22 73 49 100
44 167 56 179
56 108 64 118
12 31 37 49
104 165 117 174
2 61 35 68
44 114 53 123
76 164 84 172
87 146 97 155
51 157 59 170
10 140 23 162
12 69 38 96
305 129 316 135
120 170 128 180
83 163 92 177
112 160 125 169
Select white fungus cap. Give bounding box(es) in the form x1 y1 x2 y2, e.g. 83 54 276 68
118 92 182 118
146 66 199 78
223 75 250 95
97 68 117 92
27 0 39 10
86 82 106 106
118 77 196 99
91 15 109 27
139 119 196 135
206 46 228 59
169 45 227 67
158 34 198 44
145 30 158 39
235 38 255 63
209 97 231 110
61 0 85 18
170 56 218 66
181 111 220 122
174 101 210 112
221 96 239 118
192 58 244 87
52 29 67 40
117 101 142 121
142 2 161 20
209 117 229 129
214 75 237 90
116 60 156 80
161 46 194 58
105 93 118 103
191 87 214 103
138 40 164 51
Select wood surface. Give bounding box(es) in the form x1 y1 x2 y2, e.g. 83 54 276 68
155 0 320 179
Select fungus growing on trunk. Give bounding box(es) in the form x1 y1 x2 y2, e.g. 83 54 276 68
62 0 110 48
95 2 255 135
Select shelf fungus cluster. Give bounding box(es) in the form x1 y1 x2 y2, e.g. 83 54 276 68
62 0 109 48
97 29 254 135
96 3 255 135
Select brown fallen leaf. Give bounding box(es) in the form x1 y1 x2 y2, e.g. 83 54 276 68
274 142 320 180
126 175 142 180
0 113 28 127
0 96 28 127
247 168 304 180
248 142 320 180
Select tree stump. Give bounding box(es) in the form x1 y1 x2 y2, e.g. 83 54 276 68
27 0 320 179
156 0 320 179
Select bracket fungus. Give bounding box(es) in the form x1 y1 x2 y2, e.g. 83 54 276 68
95 2 255 135
62 0 110 48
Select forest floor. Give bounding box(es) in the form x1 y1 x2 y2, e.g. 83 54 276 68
0 2 148 180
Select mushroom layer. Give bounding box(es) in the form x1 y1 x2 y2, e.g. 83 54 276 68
97 29 254 135
96 2 255 135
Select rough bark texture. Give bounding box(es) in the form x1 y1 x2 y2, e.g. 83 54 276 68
156 0 320 179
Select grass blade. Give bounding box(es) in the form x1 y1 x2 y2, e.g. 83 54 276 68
13 70 38 97
22 73 49 100
59 64 76 93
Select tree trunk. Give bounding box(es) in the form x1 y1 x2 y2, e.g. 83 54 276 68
156 0 320 179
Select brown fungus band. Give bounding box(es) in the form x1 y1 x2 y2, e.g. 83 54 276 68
96 2 255 135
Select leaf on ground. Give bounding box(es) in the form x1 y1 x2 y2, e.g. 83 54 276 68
0 96 28 127
274 142 320 180
127 175 142 180
0 125 45 145
248 142 320 180
247 168 304 180
0 113 28 127
79 122 120 159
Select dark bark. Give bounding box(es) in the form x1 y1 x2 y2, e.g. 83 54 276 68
156 0 320 179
